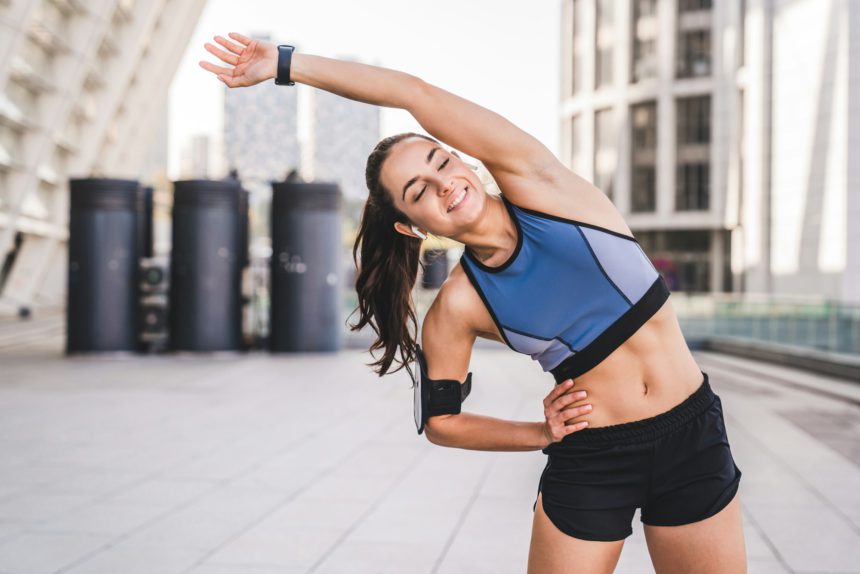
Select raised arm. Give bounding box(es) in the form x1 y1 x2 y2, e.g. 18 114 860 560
200 33 564 180
406 80 563 180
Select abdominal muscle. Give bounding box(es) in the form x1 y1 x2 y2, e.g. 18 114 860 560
559 296 706 428
476 294 705 429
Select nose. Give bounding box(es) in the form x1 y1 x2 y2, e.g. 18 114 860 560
439 177 456 195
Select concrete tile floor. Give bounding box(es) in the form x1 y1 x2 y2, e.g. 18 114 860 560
0 336 858 573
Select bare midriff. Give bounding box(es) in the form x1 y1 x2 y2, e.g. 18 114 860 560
552 296 706 428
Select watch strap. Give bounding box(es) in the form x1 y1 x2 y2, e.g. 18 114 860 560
275 44 295 86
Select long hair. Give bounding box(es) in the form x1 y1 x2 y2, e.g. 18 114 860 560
347 132 439 376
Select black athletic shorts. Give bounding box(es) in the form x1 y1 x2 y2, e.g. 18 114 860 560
533 372 742 542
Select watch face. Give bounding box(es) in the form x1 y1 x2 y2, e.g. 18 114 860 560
406 346 423 434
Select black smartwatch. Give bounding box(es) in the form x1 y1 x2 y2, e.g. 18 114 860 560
275 45 296 86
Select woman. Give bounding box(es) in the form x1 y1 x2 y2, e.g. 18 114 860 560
199 32 747 573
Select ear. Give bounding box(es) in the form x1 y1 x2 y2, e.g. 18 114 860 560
393 221 419 238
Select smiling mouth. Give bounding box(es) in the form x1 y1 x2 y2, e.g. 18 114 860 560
447 187 468 213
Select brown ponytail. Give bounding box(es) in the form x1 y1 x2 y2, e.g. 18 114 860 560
347 132 439 376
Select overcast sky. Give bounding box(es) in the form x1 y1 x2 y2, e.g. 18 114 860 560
169 0 563 179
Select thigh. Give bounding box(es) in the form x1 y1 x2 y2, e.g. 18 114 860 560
528 493 625 574
643 490 747 574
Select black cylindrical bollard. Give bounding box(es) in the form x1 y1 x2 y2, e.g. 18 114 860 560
270 181 342 352
139 186 154 258
238 187 250 268
67 178 142 353
421 248 449 289
169 179 244 351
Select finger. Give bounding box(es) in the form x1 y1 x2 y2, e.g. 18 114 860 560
560 404 593 419
566 421 589 434
205 42 238 65
551 407 589 426
199 60 234 76
554 390 587 408
544 379 573 406
228 31 252 46
214 35 244 56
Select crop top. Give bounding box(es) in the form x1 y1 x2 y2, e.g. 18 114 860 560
459 193 671 384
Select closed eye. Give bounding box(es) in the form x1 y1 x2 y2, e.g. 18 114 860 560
415 158 450 202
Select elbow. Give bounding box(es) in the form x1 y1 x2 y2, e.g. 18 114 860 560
423 422 444 446
423 414 456 446
424 428 442 445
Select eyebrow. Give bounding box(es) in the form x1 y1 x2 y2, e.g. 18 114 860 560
402 146 442 201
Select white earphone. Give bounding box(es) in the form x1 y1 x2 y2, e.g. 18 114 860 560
411 225 428 240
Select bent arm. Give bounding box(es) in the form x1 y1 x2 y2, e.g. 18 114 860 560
426 412 549 452
421 282 550 452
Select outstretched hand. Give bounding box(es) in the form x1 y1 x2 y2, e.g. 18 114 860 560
198 32 278 88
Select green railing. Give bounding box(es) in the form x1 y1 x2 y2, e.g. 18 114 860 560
671 292 860 355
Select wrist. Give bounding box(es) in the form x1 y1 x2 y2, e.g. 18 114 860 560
274 45 296 85
267 63 276 82
265 45 278 81
535 422 552 450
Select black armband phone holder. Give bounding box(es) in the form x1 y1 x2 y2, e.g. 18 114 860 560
407 344 472 435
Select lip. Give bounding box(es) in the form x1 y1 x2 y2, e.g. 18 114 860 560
447 187 469 213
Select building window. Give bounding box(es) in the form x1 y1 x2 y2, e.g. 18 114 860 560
631 0 658 83
676 164 709 210
572 0 584 94
594 107 616 200
634 230 712 292
676 0 712 78
676 95 710 211
595 0 614 88
631 101 657 212
679 0 712 9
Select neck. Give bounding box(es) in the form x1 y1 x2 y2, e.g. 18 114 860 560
457 194 517 265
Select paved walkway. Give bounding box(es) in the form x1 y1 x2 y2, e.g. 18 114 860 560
0 331 858 573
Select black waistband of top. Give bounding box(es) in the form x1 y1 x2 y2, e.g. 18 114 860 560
549 276 670 384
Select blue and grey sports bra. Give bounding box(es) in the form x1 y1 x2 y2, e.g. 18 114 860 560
459 193 670 384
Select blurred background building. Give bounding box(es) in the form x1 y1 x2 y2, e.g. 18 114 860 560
0 0 207 315
181 133 212 179
309 70 381 202
560 0 859 304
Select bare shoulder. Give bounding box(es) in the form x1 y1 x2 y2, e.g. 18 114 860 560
426 262 506 344
424 265 481 338
420 266 478 381
485 160 635 239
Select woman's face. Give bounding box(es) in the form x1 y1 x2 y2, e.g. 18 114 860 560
379 137 486 239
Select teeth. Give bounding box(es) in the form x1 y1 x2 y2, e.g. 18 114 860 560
447 188 467 212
